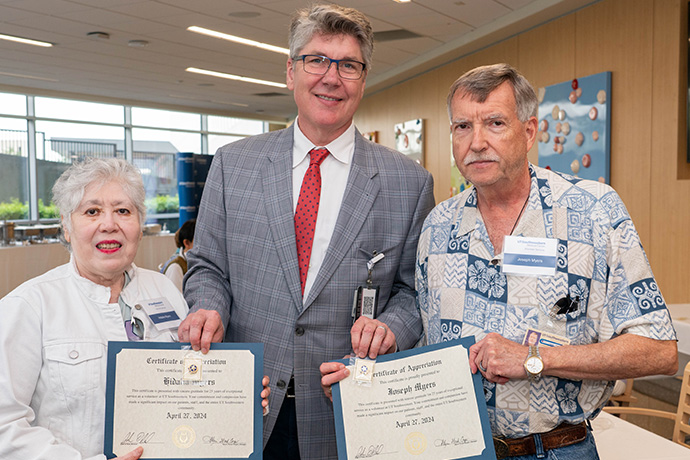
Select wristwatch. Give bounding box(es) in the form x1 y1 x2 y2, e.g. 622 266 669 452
524 345 544 381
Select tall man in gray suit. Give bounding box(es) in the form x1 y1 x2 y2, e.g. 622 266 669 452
178 4 435 460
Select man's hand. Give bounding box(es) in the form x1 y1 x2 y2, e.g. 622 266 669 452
178 309 224 354
319 360 351 402
351 317 397 359
114 446 143 460
469 332 530 384
261 375 271 415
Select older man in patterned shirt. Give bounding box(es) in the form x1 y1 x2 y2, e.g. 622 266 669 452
415 63 677 459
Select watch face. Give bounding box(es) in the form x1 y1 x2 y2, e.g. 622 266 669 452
525 357 544 374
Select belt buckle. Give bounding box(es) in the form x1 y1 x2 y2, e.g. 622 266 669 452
493 437 509 459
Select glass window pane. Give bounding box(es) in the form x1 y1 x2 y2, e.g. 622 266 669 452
0 93 26 116
0 118 29 221
132 128 200 218
35 121 124 219
208 115 263 135
35 97 124 124
209 134 243 154
132 107 200 130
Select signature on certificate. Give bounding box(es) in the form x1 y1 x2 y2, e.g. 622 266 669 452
121 431 158 445
203 435 247 446
434 436 477 447
355 444 386 458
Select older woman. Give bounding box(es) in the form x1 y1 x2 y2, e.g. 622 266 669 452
0 158 267 460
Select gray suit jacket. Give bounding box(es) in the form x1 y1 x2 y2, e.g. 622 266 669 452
184 125 435 459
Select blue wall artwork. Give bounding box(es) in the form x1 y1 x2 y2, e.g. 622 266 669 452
537 71 611 183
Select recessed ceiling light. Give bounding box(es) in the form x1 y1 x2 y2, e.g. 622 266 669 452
0 33 53 47
187 26 289 55
128 39 149 48
86 31 110 40
228 11 261 19
393 0 412 3
186 67 287 88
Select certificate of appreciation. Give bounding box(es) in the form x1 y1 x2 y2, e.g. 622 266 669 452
332 338 496 460
104 342 264 459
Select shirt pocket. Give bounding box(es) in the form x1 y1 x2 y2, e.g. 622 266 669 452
44 341 104 398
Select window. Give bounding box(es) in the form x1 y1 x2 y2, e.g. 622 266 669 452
0 93 26 116
0 92 281 230
35 97 123 124
132 107 200 130
209 134 243 154
208 115 263 135
0 118 29 220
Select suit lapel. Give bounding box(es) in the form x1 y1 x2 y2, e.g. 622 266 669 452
261 127 303 311
304 131 380 309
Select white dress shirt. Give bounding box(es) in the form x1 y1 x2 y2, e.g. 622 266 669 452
292 119 355 300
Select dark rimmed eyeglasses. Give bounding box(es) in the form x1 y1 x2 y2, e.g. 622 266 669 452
294 54 366 80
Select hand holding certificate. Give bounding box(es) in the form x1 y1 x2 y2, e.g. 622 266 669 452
331 337 496 460
104 342 264 460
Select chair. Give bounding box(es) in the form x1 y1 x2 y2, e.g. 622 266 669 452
608 379 638 406
603 361 690 448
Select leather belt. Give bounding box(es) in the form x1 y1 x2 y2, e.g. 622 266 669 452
493 422 587 459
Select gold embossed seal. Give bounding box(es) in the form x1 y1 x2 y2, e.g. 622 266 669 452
172 425 196 449
404 432 427 455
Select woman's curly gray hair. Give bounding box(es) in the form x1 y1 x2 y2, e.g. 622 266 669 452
52 157 146 247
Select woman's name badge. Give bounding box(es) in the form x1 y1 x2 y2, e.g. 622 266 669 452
501 236 557 277
138 298 181 331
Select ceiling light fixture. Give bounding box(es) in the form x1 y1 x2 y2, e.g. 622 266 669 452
186 67 287 88
0 33 53 47
128 40 149 48
187 26 289 55
86 31 110 40
393 0 412 3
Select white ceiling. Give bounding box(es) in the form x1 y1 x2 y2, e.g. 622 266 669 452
0 0 597 120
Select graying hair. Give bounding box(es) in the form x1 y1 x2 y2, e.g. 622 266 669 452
52 157 146 248
289 4 374 70
446 63 538 122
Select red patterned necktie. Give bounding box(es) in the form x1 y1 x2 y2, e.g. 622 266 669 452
295 147 330 295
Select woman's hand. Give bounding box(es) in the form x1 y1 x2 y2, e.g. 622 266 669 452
114 446 143 460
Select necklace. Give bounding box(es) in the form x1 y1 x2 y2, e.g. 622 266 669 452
509 192 530 236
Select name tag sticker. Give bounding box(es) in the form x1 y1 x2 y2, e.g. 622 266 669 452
139 297 181 331
502 236 557 277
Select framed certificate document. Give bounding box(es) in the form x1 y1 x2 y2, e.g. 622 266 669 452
332 337 496 460
104 342 264 459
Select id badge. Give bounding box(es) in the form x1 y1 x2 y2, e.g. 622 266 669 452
502 236 558 277
352 286 379 320
138 297 181 331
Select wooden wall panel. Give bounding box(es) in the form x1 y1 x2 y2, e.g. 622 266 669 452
517 14 577 165
574 0 655 243
650 0 690 301
355 0 690 302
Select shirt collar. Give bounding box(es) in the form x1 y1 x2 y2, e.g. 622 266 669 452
454 163 539 239
292 116 355 168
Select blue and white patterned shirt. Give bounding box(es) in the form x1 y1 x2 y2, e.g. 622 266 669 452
415 164 676 438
